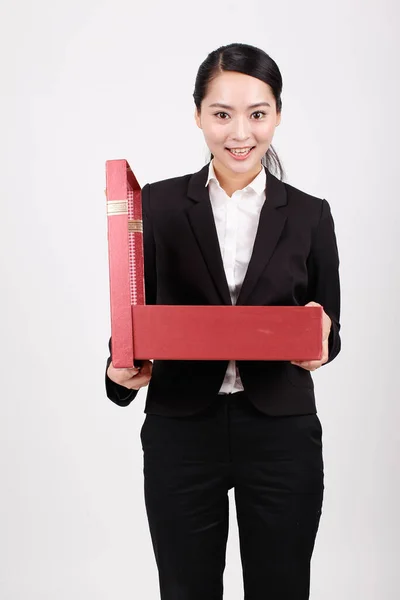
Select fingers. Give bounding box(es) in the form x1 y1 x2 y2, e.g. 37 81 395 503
322 313 332 341
321 338 329 363
129 372 152 390
293 303 331 369
127 361 153 390
306 301 331 340
291 360 321 371
114 367 141 375
291 339 329 371
107 359 153 389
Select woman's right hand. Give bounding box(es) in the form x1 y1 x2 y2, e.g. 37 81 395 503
107 360 153 391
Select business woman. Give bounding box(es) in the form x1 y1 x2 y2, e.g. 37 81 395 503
105 42 341 600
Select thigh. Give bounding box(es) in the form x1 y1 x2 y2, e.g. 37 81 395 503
231 406 324 600
140 410 231 600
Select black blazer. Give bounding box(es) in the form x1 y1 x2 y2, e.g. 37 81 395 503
105 162 341 416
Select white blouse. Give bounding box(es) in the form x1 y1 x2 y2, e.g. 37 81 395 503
206 159 267 394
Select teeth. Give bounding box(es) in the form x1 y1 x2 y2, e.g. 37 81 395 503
229 147 252 155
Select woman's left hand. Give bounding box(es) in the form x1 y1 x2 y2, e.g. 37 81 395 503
290 301 332 371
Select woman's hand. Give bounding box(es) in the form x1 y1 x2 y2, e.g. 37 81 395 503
290 302 332 371
107 359 153 390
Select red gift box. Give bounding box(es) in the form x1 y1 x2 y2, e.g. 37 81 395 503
105 159 323 368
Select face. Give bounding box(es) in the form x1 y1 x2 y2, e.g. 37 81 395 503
195 71 281 180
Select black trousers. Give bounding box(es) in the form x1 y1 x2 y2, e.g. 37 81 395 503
140 391 324 600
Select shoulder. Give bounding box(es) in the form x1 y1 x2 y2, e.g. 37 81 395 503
283 179 323 208
142 165 208 213
139 171 194 219
280 178 331 226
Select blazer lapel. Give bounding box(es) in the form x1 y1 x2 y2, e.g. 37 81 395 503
236 170 287 305
186 165 232 305
186 162 287 307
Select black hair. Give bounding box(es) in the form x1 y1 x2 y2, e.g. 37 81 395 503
193 42 285 180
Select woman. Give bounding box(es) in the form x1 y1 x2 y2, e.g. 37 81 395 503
105 42 341 600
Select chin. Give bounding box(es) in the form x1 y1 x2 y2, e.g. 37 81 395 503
217 152 263 169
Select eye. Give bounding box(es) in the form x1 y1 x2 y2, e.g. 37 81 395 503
251 111 267 119
213 111 267 120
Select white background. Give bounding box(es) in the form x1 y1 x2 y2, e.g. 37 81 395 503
1 0 399 598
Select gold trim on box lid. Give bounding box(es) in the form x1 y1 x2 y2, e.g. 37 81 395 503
128 219 143 233
107 200 128 215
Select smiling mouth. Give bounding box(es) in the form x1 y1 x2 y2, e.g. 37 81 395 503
225 146 256 157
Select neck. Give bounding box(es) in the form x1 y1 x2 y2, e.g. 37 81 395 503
212 158 263 197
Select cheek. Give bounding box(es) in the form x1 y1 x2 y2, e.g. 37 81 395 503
256 124 276 143
201 123 222 146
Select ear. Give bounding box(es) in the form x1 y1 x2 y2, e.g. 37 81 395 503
194 108 202 129
276 112 282 127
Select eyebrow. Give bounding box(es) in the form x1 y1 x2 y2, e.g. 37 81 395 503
208 102 271 109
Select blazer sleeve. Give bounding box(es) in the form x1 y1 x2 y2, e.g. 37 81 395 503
306 198 341 365
105 182 157 406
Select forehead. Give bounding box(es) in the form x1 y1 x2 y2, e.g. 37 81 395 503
205 71 274 105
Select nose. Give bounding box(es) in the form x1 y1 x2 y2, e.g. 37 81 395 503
231 115 251 142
